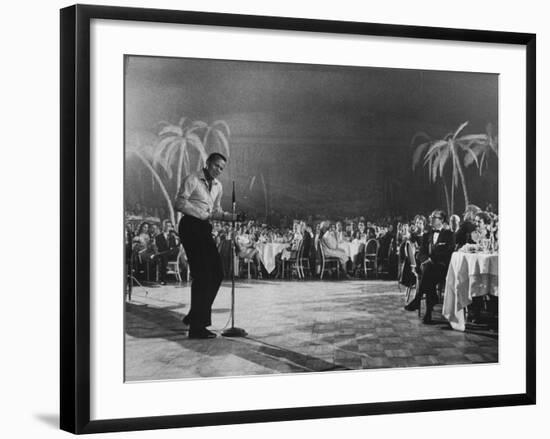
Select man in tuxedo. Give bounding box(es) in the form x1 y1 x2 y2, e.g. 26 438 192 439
154 219 179 285
404 209 455 323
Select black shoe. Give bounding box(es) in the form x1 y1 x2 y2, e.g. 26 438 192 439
188 328 217 339
422 313 434 324
181 315 190 331
405 301 420 311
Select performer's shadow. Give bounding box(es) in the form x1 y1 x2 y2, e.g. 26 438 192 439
124 301 346 376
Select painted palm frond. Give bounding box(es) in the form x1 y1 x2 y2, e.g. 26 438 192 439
452 121 469 140
451 153 460 188
438 144 450 177
249 175 256 191
463 147 480 167
158 124 183 137
410 131 432 148
212 119 231 137
152 138 180 179
412 141 430 170
153 136 177 162
159 141 182 179
431 153 440 183
423 139 448 164
213 129 230 158
460 144 480 170
188 120 209 131
490 136 498 154
186 132 208 170
457 134 488 143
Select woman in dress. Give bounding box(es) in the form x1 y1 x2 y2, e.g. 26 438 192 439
474 211 492 240
133 221 156 280
319 221 349 276
399 223 418 288
234 226 263 278
134 222 156 259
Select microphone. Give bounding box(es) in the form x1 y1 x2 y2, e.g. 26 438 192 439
232 181 236 215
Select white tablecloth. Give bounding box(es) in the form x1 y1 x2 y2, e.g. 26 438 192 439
256 243 289 274
442 251 499 331
338 240 365 261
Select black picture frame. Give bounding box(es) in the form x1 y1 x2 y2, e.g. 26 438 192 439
60 3 536 434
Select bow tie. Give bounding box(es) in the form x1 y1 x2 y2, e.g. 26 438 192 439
433 230 441 234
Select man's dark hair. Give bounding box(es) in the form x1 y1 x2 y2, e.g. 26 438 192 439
206 152 227 164
476 211 492 225
431 209 447 223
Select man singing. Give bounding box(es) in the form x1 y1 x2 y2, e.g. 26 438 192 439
175 152 238 339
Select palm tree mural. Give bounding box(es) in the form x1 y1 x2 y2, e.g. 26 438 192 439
126 137 176 225
462 122 498 174
411 121 498 216
127 116 232 225
247 173 269 220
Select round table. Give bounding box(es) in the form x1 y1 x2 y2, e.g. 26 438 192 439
337 239 365 261
442 251 499 331
256 242 289 274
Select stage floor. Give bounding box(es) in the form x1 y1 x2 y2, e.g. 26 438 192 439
125 279 498 381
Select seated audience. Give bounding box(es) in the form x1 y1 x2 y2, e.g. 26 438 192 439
235 227 263 278
455 204 481 248
449 214 461 233
319 221 349 277
473 211 493 240
132 221 156 280
154 219 179 285
405 210 455 323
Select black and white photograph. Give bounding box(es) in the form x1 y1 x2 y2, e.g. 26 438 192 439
2 0 546 437
124 55 500 381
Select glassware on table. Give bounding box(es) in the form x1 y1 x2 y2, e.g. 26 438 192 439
480 238 491 253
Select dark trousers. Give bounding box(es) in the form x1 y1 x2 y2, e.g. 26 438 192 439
179 215 223 330
413 260 447 312
156 249 178 282
157 255 168 282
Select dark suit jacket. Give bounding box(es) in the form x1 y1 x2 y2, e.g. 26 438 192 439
410 232 425 249
302 231 313 259
455 221 476 248
418 228 455 267
155 233 178 256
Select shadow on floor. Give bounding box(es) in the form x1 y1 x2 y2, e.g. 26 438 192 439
125 301 347 377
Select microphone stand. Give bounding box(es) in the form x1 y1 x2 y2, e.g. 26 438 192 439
222 181 248 337
127 241 148 301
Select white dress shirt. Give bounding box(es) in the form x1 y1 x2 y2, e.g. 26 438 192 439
175 170 223 220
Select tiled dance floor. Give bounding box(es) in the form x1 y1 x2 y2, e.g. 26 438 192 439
125 280 498 381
